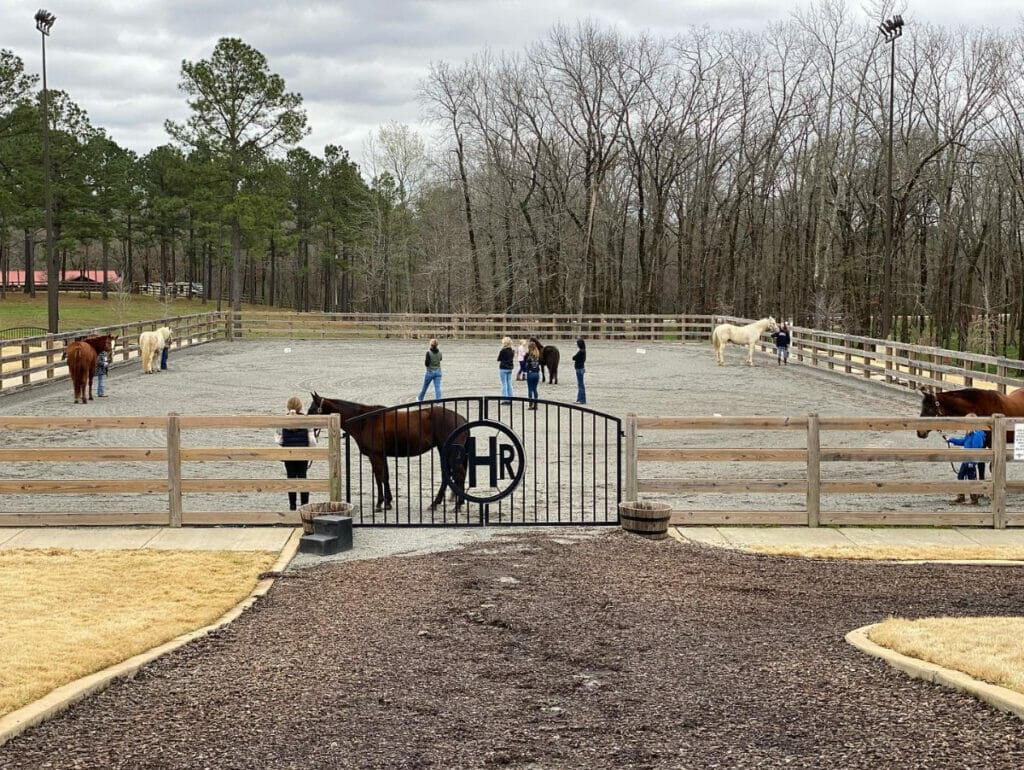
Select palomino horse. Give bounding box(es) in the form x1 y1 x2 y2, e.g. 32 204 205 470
65 334 117 403
528 337 560 384
308 392 468 511
712 317 778 366
139 326 172 374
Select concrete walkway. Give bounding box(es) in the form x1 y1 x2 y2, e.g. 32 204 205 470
674 525 1024 550
4 525 1024 558
0 526 294 552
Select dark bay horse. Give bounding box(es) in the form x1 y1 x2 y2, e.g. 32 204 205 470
528 337 560 384
308 392 468 511
66 334 117 403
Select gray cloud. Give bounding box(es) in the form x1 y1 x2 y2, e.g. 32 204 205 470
3 0 1023 169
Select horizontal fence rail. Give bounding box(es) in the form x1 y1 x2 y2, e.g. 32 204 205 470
5 311 1023 397
625 413 1023 528
0 313 225 393
0 414 342 527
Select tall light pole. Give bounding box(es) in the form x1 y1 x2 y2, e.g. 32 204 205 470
35 8 58 334
878 13 904 340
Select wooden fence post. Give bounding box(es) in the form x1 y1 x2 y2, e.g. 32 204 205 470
167 413 183 527
328 412 342 502
806 413 820 527
991 414 1007 529
625 414 638 503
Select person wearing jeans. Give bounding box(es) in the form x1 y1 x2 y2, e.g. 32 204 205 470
525 343 541 409
418 338 443 401
95 349 108 397
572 337 587 404
498 336 515 403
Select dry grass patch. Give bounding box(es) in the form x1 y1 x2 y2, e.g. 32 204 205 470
750 545 1024 561
0 548 275 718
869 617 1024 696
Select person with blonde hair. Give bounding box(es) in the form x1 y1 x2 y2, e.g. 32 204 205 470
275 396 318 511
497 335 515 404
516 338 529 381
418 338 443 401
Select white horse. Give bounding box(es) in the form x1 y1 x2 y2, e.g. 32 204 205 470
139 326 173 374
712 317 777 366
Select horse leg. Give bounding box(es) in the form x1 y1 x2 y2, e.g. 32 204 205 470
87 372 94 401
747 342 754 366
371 457 392 510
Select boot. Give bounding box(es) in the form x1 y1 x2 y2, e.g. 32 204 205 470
969 494 980 505
950 494 966 504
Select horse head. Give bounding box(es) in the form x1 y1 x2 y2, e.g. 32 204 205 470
917 390 942 438
766 316 778 332
308 391 324 414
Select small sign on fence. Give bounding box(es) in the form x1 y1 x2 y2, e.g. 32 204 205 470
1015 423 1024 461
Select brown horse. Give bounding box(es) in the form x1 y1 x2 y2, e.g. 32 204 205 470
528 337 560 384
917 387 1024 439
65 335 117 404
917 387 1024 481
65 340 97 404
308 392 468 511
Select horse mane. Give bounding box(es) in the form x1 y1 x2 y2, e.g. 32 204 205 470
311 392 386 414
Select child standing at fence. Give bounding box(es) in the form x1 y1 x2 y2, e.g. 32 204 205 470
275 396 318 511
95 348 109 397
944 413 986 505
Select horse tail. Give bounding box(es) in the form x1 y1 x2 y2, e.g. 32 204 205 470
712 328 722 353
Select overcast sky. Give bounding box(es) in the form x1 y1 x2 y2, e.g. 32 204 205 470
3 1 1023 171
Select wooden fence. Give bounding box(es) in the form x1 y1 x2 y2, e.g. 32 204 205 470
0 413 342 527
5 311 1023 395
0 313 226 392
625 413 1024 528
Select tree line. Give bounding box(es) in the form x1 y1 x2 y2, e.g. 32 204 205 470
3 2 1024 355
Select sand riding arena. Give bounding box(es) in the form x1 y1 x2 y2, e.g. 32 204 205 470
3 336 1022 526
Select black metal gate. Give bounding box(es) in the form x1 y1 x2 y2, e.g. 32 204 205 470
342 397 622 526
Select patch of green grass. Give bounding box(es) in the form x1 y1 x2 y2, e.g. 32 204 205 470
0 294 254 332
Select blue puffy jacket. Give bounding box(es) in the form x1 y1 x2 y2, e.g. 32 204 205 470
947 429 986 450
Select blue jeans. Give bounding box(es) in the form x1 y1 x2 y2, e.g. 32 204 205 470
160 346 169 369
957 462 977 481
776 345 789 363
418 369 442 401
500 369 513 399
575 368 586 404
96 370 105 397
527 371 540 402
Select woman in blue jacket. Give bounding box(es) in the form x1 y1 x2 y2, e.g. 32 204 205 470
944 413 986 504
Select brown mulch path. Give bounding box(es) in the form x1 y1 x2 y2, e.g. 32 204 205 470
3 531 1024 769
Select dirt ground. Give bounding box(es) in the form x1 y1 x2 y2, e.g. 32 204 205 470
0 337 1010 516
3 530 1024 768
4 341 1024 768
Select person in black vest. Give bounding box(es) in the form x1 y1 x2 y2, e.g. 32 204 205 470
275 396 318 511
572 337 587 404
771 322 791 365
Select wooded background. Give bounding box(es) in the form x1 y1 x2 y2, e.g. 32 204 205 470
2 3 1024 354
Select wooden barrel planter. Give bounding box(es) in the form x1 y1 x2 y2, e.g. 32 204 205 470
618 501 672 540
298 501 354 535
